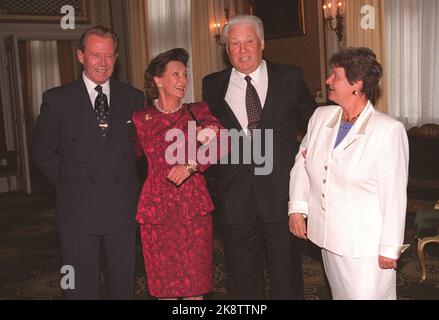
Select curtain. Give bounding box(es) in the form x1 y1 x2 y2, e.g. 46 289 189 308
385 0 439 127
147 0 194 103
191 0 239 101
29 41 61 121
345 0 387 113
125 0 150 91
17 41 33 150
191 0 216 102
57 41 75 85
323 22 340 77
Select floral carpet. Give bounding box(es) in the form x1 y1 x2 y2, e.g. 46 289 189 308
0 191 438 300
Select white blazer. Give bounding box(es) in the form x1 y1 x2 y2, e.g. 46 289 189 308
289 101 409 259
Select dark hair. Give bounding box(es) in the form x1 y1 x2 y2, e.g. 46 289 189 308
144 48 189 107
329 47 383 100
78 26 118 53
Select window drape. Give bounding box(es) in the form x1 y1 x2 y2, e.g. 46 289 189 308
57 41 75 85
29 41 60 121
385 0 439 127
147 0 194 103
346 0 387 113
125 0 151 91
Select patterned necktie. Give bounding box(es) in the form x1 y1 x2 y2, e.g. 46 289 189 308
94 85 109 137
244 75 262 133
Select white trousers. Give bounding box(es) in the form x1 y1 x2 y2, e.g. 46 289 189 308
321 248 396 300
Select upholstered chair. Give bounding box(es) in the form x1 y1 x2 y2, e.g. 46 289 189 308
415 205 439 282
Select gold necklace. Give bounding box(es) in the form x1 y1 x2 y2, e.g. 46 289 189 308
342 113 360 123
155 103 183 114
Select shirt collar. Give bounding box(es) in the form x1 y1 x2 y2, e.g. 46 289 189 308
82 72 110 96
232 60 267 85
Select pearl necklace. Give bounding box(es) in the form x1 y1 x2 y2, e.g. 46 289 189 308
155 103 183 114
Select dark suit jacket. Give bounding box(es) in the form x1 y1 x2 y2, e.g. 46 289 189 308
32 79 145 235
202 62 316 224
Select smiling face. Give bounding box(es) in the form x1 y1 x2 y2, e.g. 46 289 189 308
226 23 264 74
77 34 117 84
154 60 188 103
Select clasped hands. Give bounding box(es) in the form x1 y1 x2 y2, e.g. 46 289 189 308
167 164 193 186
167 125 219 186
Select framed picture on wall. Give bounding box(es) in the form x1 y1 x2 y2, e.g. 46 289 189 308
250 0 306 40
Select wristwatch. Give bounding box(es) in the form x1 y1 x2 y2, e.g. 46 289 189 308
184 163 198 174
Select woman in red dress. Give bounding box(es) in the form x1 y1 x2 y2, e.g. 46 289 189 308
132 48 224 299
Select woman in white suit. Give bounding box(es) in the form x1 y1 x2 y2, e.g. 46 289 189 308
289 47 409 299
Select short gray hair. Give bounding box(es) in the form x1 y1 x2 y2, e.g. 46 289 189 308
221 15 264 44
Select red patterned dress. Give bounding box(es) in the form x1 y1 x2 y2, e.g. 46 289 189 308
132 102 223 298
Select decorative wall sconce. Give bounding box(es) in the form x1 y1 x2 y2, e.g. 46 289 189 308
213 0 231 45
322 1 345 44
213 22 223 45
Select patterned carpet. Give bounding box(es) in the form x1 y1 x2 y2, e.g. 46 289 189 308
0 191 438 300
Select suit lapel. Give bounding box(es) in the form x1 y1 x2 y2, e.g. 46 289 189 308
334 131 362 155
323 108 342 158
332 102 374 156
73 79 102 138
72 79 105 176
106 79 122 144
218 70 243 131
259 62 278 128
223 101 243 131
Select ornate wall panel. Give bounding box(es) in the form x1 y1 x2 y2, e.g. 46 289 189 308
0 0 90 24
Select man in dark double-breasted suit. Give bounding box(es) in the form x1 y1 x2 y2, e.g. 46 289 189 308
202 15 317 299
32 26 144 299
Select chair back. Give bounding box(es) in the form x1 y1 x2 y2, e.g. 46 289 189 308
407 123 439 188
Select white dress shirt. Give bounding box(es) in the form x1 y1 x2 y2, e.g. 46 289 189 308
82 73 111 108
225 60 268 133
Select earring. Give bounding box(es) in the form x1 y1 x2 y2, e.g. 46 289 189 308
158 84 163 88
352 90 357 95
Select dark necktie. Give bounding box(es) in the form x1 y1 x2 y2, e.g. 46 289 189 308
244 75 262 133
94 85 109 137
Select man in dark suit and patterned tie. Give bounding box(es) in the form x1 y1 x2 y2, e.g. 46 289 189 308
32 26 144 299
202 15 317 299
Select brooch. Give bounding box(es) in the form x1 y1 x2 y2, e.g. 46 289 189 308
145 114 152 121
